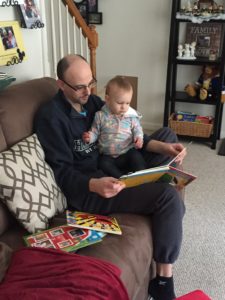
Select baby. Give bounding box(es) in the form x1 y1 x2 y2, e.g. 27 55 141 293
83 75 146 178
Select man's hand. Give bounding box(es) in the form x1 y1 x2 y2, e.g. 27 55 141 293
89 177 125 198
82 131 91 143
146 140 186 165
134 137 143 149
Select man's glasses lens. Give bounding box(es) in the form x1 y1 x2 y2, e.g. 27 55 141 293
63 79 97 92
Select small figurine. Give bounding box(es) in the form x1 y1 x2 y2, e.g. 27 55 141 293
190 41 196 58
184 43 191 58
177 44 184 58
218 4 224 13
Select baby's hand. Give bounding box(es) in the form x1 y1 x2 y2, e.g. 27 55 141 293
82 131 91 143
134 137 143 149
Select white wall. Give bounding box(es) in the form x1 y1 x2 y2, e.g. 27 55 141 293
96 0 172 131
0 0 224 137
96 0 225 138
0 1 44 82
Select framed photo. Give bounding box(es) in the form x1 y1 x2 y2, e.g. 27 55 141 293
75 0 89 23
0 0 24 6
0 21 26 66
19 0 43 29
87 0 98 13
197 0 214 9
185 22 223 58
88 12 102 25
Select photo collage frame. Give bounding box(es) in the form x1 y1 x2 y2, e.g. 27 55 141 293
0 0 44 66
74 0 103 25
0 21 26 66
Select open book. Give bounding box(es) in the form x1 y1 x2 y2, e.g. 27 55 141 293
24 225 105 253
119 147 196 189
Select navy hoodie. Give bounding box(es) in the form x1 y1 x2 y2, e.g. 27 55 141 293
35 89 151 209
34 90 104 207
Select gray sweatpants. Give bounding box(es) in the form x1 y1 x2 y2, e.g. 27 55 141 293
72 127 185 264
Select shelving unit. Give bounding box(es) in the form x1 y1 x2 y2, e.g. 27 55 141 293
163 0 225 149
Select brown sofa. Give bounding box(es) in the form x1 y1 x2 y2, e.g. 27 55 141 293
0 77 155 300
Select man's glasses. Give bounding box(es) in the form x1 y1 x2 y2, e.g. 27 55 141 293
62 78 97 92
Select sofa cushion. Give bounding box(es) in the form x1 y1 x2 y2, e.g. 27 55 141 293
0 242 12 283
0 77 57 152
0 134 67 233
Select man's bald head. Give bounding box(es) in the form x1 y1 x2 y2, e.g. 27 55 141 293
57 54 87 81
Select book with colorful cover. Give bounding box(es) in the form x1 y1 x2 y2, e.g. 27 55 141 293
119 147 197 189
176 290 211 300
23 225 105 253
66 211 122 235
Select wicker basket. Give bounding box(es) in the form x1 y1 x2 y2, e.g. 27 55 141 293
169 114 213 138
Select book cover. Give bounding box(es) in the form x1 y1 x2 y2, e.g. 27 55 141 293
24 225 105 253
176 290 211 300
185 22 223 58
66 211 122 235
119 148 197 189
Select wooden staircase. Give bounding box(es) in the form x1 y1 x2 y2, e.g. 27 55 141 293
43 0 98 83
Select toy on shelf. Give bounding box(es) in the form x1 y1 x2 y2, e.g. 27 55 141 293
177 42 196 59
179 0 225 16
184 64 220 100
173 111 213 124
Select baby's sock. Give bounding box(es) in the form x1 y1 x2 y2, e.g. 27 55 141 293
148 274 176 300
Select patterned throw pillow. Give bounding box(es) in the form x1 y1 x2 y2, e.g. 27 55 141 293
0 134 67 233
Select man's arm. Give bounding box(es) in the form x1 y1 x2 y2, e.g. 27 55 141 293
145 139 186 164
89 177 125 198
35 116 92 198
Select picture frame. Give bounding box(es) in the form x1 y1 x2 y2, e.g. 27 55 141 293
19 0 43 29
75 0 89 24
0 21 26 66
87 0 98 13
0 0 24 6
197 0 214 9
185 22 223 58
88 12 102 25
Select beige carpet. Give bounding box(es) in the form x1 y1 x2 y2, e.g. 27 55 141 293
173 140 225 299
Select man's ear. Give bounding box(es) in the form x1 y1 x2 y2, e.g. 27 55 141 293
57 79 64 91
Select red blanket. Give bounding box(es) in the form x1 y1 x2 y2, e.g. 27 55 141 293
0 247 129 300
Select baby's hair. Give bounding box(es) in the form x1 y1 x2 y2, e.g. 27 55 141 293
105 76 133 95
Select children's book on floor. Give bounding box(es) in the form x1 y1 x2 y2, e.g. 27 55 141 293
119 146 196 189
66 210 122 235
24 225 105 253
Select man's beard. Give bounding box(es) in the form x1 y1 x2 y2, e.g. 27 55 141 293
78 93 89 104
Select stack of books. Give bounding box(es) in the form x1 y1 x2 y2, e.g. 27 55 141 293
24 211 122 253
0 72 16 91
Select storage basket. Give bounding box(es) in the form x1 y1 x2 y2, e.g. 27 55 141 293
169 114 213 138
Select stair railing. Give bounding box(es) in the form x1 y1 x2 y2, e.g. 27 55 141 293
45 0 98 84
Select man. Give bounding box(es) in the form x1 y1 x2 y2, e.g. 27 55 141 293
35 54 185 300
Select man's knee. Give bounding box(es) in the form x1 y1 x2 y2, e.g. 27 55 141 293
155 127 178 143
166 185 185 216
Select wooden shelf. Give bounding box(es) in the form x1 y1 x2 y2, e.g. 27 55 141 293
175 92 217 105
163 0 225 149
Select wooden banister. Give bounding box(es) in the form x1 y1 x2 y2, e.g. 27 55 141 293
62 0 98 80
